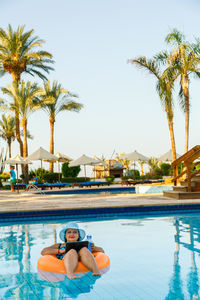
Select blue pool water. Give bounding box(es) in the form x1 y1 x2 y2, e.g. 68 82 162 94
39 185 172 196
1 212 200 299
40 186 136 195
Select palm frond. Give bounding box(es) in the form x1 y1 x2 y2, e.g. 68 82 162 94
0 24 54 81
0 69 5 77
165 28 185 45
58 101 83 114
128 56 161 79
154 51 169 65
193 71 200 79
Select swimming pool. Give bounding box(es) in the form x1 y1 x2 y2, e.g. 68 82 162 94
39 186 136 195
38 185 172 196
1 211 200 299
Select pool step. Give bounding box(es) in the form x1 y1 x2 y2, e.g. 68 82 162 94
164 175 200 199
173 186 188 192
163 190 200 199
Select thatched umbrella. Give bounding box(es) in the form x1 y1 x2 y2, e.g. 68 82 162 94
69 154 101 180
54 152 72 182
27 147 58 183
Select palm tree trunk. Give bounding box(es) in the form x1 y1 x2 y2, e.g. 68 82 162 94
165 99 177 177
138 162 144 176
49 117 55 173
167 117 176 162
167 115 178 178
182 74 189 153
141 165 144 176
12 74 24 175
22 118 29 183
8 140 11 158
15 110 23 156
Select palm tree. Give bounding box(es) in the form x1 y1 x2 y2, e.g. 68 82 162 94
0 114 15 157
0 24 54 158
40 80 83 172
128 56 177 162
163 29 200 152
2 81 42 158
2 81 42 181
115 153 130 171
138 160 145 176
148 157 159 174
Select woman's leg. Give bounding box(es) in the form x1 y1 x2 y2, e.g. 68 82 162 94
79 247 101 276
63 249 80 279
11 182 15 192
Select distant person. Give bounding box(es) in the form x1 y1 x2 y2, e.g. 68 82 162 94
10 165 16 192
25 173 38 191
31 173 38 185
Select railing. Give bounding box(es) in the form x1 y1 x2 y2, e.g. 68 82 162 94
171 145 200 192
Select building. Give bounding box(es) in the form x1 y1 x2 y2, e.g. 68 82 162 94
93 160 124 178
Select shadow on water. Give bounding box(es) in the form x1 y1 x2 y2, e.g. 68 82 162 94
38 270 101 299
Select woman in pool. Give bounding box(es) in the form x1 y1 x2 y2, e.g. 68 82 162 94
41 222 104 279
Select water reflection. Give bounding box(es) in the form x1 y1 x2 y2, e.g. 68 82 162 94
0 223 102 299
165 217 200 300
1 215 200 299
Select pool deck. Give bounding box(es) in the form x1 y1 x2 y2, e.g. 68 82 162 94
1 185 200 213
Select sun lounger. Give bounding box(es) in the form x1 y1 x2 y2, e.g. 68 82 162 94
46 183 68 189
14 183 27 189
121 179 164 186
121 180 136 186
70 181 111 188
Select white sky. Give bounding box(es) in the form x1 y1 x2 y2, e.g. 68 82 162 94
0 0 200 174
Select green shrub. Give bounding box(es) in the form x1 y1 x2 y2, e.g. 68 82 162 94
122 176 131 180
44 172 60 183
145 172 162 179
125 169 140 179
61 177 90 183
2 184 10 189
154 167 163 177
28 168 49 183
0 173 10 180
105 176 115 183
62 163 80 178
139 175 146 180
160 163 172 176
195 163 200 170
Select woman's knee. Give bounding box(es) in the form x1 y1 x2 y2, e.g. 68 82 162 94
79 247 91 256
64 249 78 259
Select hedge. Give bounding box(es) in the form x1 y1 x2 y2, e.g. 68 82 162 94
61 177 90 183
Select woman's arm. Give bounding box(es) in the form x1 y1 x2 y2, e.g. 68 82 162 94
41 243 66 255
91 243 104 253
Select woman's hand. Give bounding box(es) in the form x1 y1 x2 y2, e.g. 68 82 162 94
59 248 66 254
41 243 64 256
91 243 95 252
58 243 66 254
91 244 105 253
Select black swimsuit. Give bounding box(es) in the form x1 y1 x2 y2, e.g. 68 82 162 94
56 243 66 260
56 243 83 260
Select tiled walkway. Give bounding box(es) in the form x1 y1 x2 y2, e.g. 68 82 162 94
1 188 200 213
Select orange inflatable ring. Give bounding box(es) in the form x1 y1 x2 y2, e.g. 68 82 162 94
37 252 110 274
